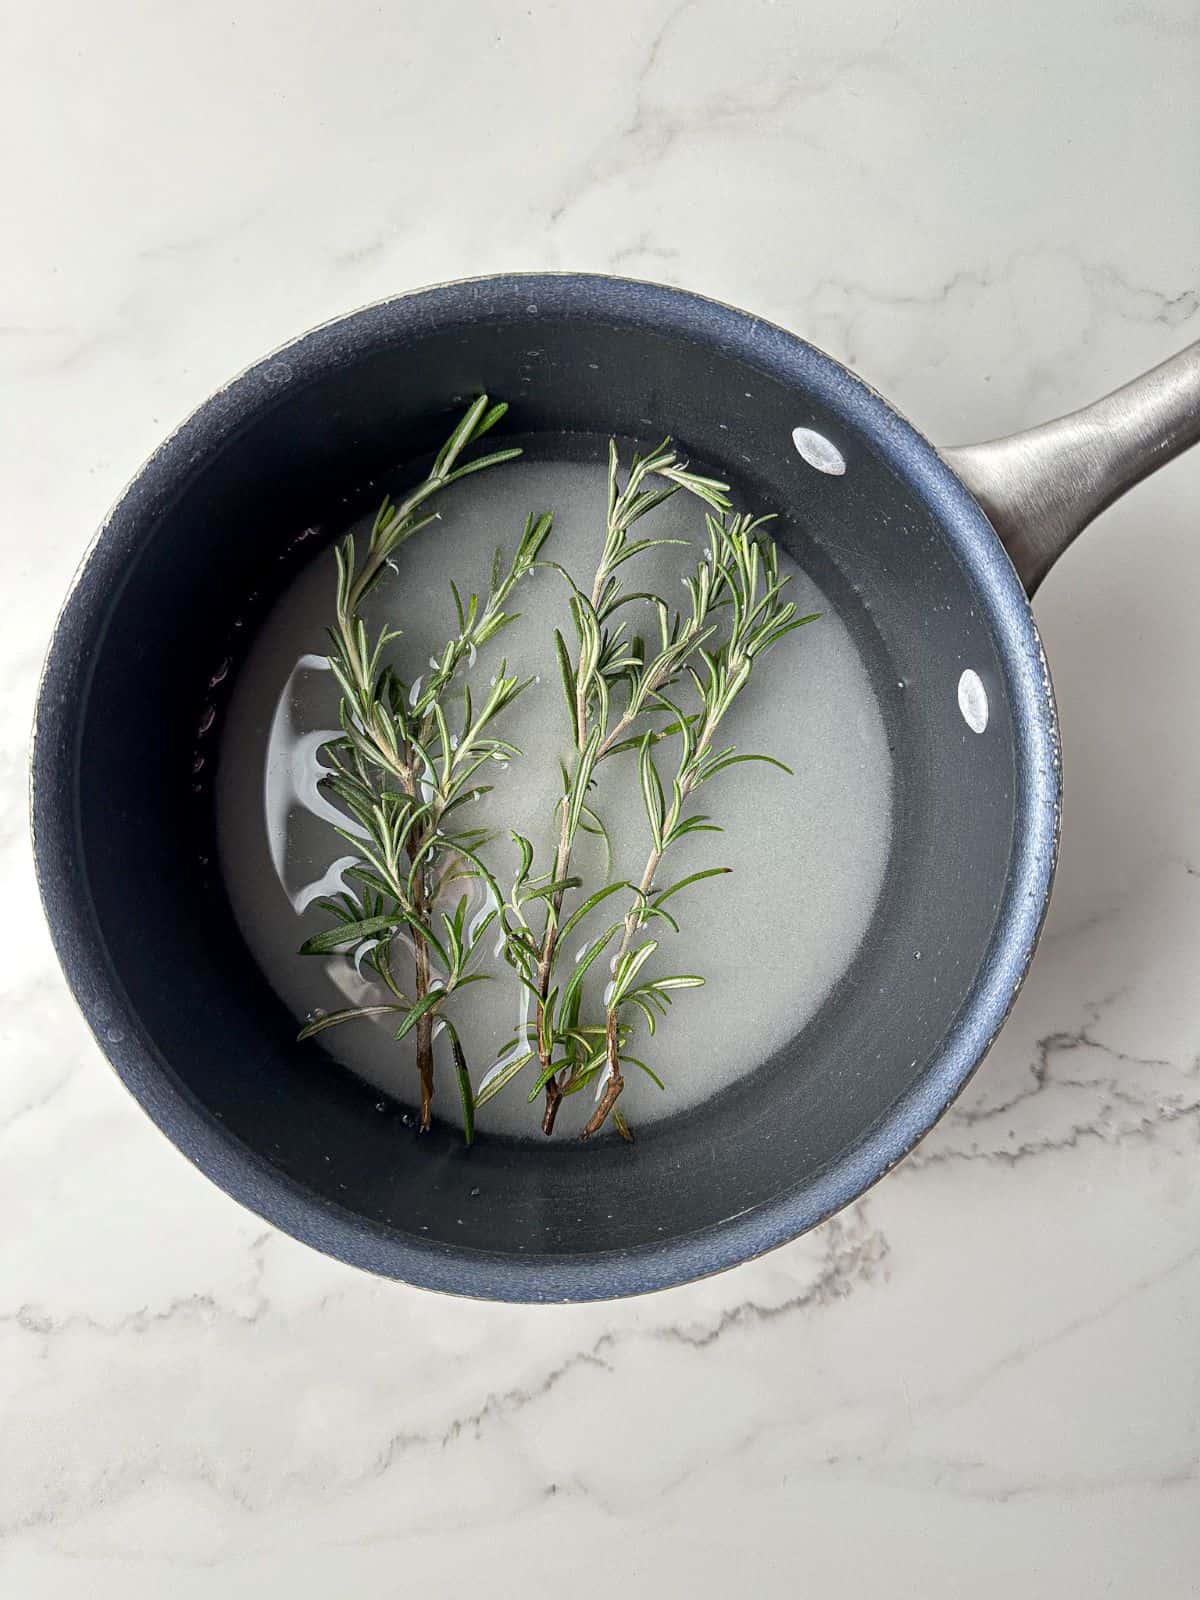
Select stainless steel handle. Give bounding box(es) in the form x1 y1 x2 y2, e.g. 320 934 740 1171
941 341 1200 595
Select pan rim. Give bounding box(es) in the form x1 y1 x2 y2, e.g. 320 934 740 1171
30 272 1061 1302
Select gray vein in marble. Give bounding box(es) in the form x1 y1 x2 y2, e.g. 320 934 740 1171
2 1232 274 1352
916 1086 1200 1169
365 1216 888 1477
0 1216 890 1550
548 1 907 232
682 1246 1200 1510
894 1249 1200 1501
951 990 1174 1123
0 1057 80 1138
608 233 681 272
133 206 266 265
807 252 1199 379
331 234 396 272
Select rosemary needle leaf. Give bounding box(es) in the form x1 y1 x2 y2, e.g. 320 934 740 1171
510 831 535 889
300 913 404 955
475 1051 534 1107
637 734 666 852
519 876 584 904
565 725 602 844
701 751 795 779
553 629 578 726
443 447 523 484
475 400 509 437
298 1003 411 1039
576 803 615 874
554 879 629 946
622 1055 666 1091
651 866 732 907
440 1018 475 1145
528 1058 566 1100
393 990 447 1042
559 921 622 1022
610 940 659 1004
625 994 659 1035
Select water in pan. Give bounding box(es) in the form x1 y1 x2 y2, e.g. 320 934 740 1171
216 452 893 1138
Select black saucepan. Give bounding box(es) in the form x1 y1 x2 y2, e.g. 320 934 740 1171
31 275 1200 1301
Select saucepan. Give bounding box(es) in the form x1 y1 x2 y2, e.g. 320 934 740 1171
31 275 1200 1301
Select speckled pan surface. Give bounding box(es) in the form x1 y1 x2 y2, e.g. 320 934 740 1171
31 274 1059 1301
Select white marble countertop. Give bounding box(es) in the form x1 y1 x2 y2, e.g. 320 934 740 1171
4 1 1199 1593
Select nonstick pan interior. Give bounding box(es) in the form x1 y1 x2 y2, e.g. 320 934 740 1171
32 277 1057 1299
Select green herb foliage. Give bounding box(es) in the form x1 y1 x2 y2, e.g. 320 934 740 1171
577 512 817 1137
298 397 550 1138
478 440 813 1138
302 408 814 1146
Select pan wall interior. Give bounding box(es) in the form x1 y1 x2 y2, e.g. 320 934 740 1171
53 293 1023 1270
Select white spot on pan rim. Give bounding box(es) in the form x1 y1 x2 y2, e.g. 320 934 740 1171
958 669 989 733
791 427 846 476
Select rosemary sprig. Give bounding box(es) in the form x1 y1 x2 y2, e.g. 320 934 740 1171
579 514 818 1138
298 397 551 1137
479 440 732 1132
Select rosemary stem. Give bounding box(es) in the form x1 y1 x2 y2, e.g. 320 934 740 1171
537 492 710 1132
581 1011 624 1142
541 1075 564 1135
583 699 726 1138
580 843 661 1141
409 838 435 1133
347 475 445 613
532 556 615 1134
534 795 575 1135
346 640 437 1127
395 744 436 1132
